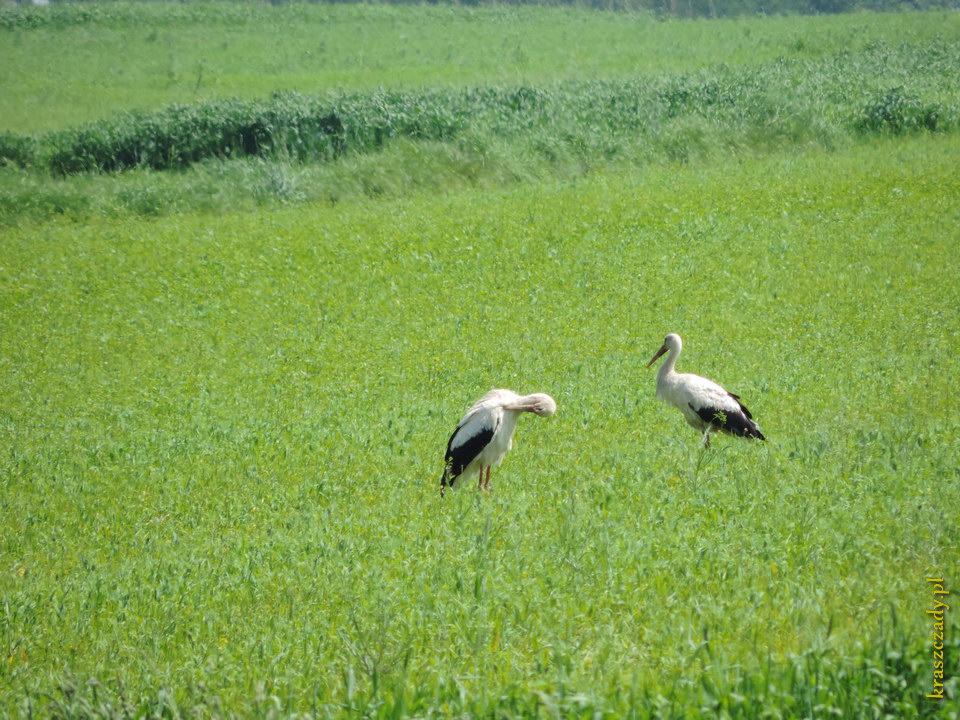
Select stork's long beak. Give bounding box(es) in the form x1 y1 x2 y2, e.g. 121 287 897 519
646 345 667 368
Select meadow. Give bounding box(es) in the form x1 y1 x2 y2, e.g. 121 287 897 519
2 2 960 718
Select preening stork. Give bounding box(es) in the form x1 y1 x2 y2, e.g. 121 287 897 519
441 389 557 497
647 333 765 447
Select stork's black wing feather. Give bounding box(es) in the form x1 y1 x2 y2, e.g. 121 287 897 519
445 425 495 478
440 414 500 495
691 402 765 440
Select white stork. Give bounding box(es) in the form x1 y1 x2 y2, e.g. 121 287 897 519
647 333 765 448
441 388 557 496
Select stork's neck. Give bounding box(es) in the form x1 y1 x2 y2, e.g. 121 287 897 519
658 344 680 384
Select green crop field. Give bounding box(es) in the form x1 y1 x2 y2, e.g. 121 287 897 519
2 2 959 718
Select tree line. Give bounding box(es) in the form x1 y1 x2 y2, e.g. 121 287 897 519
297 0 955 17
25 0 960 18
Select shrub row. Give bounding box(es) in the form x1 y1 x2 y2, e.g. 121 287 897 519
44 90 476 174
5 41 957 176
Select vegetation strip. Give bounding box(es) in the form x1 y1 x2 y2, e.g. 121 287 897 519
0 40 956 176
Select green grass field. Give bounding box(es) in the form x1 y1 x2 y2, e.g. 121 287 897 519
3 134 959 717
2 2 959 718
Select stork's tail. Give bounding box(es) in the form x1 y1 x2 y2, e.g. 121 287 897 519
726 397 765 440
710 409 765 440
746 420 766 441
726 414 765 440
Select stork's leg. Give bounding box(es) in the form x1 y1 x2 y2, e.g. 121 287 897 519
477 466 485 489
703 431 712 449
484 466 492 489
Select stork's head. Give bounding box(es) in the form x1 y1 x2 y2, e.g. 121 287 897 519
647 333 682 367
513 393 557 417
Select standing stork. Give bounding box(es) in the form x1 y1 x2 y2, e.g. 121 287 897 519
441 389 557 497
646 333 765 447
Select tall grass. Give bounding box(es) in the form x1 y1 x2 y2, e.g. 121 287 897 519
16 619 960 718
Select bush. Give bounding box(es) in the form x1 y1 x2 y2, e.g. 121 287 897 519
854 87 947 134
0 132 37 169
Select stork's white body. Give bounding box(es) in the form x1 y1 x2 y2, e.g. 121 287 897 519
451 390 521 477
441 389 556 495
647 334 765 445
656 368 747 434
